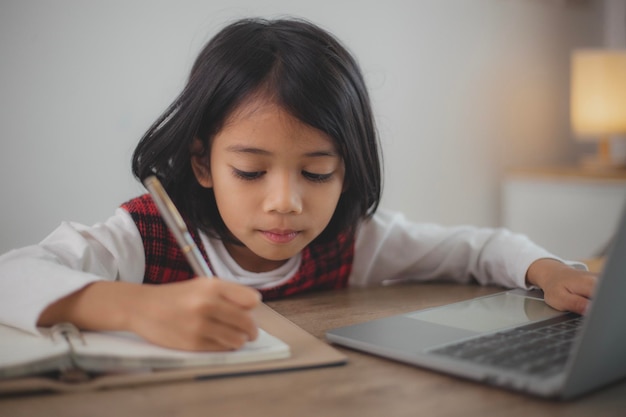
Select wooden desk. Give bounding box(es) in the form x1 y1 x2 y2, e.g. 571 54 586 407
1 283 624 417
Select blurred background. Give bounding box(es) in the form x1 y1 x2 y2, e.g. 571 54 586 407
1 0 624 260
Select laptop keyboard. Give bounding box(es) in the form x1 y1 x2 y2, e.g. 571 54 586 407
430 314 583 377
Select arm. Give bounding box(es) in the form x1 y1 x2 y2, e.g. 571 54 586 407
351 210 594 313
38 278 260 351
352 209 568 288
0 210 143 333
0 209 259 350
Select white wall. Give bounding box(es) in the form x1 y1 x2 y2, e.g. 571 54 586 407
0 0 603 254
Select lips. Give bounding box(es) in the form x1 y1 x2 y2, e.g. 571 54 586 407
260 229 300 244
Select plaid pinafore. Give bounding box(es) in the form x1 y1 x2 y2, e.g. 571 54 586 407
121 195 354 300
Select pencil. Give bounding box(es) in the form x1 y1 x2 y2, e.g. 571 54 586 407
143 175 213 278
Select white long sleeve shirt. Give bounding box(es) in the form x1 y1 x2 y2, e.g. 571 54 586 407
0 208 571 334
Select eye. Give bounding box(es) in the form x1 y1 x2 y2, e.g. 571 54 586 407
232 168 265 181
302 171 333 183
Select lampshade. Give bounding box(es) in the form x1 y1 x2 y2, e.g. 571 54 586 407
571 50 626 138
570 50 626 169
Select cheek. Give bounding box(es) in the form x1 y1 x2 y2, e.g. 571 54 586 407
213 177 245 205
211 173 265 226
311 183 343 220
212 190 249 235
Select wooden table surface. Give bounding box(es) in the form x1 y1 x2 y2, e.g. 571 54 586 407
1 281 624 417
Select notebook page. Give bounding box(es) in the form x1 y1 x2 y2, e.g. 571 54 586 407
0 325 70 378
71 329 290 371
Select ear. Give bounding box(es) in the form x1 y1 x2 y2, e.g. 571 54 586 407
190 138 213 188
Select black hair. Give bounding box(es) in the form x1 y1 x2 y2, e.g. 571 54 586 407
132 17 382 243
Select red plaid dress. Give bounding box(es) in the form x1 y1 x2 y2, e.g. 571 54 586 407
121 195 354 299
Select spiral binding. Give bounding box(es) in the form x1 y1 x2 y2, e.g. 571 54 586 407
50 323 90 383
50 322 86 346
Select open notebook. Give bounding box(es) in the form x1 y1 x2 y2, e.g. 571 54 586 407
0 304 346 394
0 322 290 380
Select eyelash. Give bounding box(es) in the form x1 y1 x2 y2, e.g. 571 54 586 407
232 169 264 181
231 169 333 183
302 171 333 183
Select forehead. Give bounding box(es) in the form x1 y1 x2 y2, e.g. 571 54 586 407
216 97 338 152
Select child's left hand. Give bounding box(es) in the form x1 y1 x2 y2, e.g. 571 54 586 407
526 258 598 315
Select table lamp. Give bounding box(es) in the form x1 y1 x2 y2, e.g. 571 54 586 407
570 50 626 169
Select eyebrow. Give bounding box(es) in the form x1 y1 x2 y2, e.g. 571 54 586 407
225 145 339 158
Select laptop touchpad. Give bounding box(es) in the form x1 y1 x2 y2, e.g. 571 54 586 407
405 291 564 333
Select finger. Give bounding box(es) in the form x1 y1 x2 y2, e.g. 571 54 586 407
179 330 248 352
182 280 259 341
547 290 590 316
199 319 253 350
565 273 598 299
565 294 590 316
216 280 262 309
170 312 255 351
207 299 259 341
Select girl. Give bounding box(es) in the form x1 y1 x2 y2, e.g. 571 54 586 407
0 18 596 352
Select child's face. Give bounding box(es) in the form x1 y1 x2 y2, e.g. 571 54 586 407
192 99 345 272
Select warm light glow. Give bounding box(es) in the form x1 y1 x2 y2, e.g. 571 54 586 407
571 50 626 140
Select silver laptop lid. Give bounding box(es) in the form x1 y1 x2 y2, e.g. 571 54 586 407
561 205 626 399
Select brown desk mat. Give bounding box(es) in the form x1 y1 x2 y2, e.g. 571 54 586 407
0 303 347 394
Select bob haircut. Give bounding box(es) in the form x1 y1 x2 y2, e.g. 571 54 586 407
132 17 382 243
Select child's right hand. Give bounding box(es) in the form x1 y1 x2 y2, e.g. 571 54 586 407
130 278 261 351
38 278 261 352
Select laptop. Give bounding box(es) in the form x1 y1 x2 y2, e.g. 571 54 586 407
326 206 626 400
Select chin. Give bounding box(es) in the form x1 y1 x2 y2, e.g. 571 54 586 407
259 249 300 262
252 243 306 262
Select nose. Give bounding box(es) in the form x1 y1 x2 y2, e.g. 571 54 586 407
263 172 303 214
